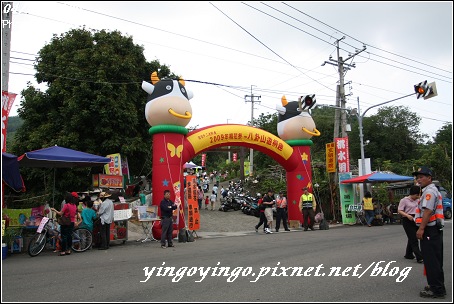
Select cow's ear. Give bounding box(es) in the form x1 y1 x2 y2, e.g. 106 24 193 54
142 81 155 95
276 105 286 115
186 89 194 100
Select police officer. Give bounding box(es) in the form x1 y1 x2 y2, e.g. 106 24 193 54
413 166 446 299
299 187 317 231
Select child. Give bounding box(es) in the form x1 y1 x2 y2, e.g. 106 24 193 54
204 196 210 210
210 190 217 211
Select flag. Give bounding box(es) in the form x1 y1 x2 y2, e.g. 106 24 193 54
2 91 17 152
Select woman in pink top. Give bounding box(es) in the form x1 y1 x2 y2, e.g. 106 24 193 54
398 185 423 263
51 192 78 256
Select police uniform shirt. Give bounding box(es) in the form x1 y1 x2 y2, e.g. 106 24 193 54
416 183 442 227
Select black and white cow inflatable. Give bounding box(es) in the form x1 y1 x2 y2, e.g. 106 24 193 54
276 95 320 141
142 72 193 127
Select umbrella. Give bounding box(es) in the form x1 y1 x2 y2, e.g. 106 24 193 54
18 145 110 168
2 152 26 193
18 145 110 205
183 161 202 169
340 172 414 184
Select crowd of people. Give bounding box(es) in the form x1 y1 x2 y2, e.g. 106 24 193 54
50 190 115 255
50 163 447 299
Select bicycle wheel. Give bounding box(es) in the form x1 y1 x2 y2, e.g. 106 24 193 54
71 228 93 252
28 231 47 257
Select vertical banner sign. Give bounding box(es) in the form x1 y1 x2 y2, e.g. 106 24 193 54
335 137 350 173
326 142 336 173
185 175 200 230
2 91 17 152
121 157 130 180
104 153 122 175
244 161 250 176
201 153 206 167
232 153 237 162
172 181 181 227
338 172 356 224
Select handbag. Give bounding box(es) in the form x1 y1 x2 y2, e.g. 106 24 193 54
58 213 71 226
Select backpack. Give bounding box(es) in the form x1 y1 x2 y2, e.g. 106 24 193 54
319 218 329 230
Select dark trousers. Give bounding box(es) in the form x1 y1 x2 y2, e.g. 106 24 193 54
161 217 174 246
420 226 445 295
402 217 423 260
100 222 111 249
255 212 269 230
275 208 289 231
60 223 74 252
302 208 315 229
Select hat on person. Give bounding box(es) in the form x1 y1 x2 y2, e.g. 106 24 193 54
99 191 112 198
279 191 284 194
412 166 433 176
302 187 308 190
71 191 79 198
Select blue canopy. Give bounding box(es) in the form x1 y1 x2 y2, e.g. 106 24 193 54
18 145 110 168
2 152 26 192
17 145 110 206
341 172 414 184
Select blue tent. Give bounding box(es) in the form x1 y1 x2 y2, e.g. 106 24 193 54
340 172 414 184
2 152 26 192
17 145 110 205
18 145 110 168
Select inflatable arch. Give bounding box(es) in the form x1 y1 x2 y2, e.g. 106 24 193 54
141 72 320 234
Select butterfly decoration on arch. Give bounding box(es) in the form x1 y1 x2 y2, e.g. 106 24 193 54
167 143 183 158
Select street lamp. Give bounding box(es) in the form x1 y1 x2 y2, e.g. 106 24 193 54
351 92 415 177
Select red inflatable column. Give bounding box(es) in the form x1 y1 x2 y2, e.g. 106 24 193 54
149 126 188 240
286 141 313 227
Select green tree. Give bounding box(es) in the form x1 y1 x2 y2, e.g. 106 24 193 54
250 113 279 172
418 123 452 191
10 28 177 198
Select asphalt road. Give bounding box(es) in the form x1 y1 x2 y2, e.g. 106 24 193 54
2 221 451 302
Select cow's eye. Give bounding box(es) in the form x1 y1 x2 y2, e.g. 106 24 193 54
166 85 171 91
181 87 186 94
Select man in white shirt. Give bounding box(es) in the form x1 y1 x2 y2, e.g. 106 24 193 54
97 191 114 250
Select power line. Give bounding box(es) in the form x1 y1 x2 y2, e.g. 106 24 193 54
282 2 452 75
211 2 336 92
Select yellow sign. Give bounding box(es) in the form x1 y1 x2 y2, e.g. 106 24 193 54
104 153 122 175
326 142 336 173
187 125 293 160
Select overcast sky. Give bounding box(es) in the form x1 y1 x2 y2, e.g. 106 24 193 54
5 1 453 142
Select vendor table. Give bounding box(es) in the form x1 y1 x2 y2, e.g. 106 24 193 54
134 219 161 243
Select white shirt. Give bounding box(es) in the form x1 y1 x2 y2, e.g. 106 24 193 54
98 198 114 225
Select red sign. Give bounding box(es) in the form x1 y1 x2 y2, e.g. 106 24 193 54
93 174 124 188
185 175 200 230
2 91 17 152
335 137 350 173
201 153 206 167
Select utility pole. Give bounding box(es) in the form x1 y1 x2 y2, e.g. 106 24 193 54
322 37 365 222
226 119 232 162
322 37 366 139
2 2 13 92
244 85 260 176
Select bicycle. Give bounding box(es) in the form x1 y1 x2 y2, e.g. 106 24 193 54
28 216 93 257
